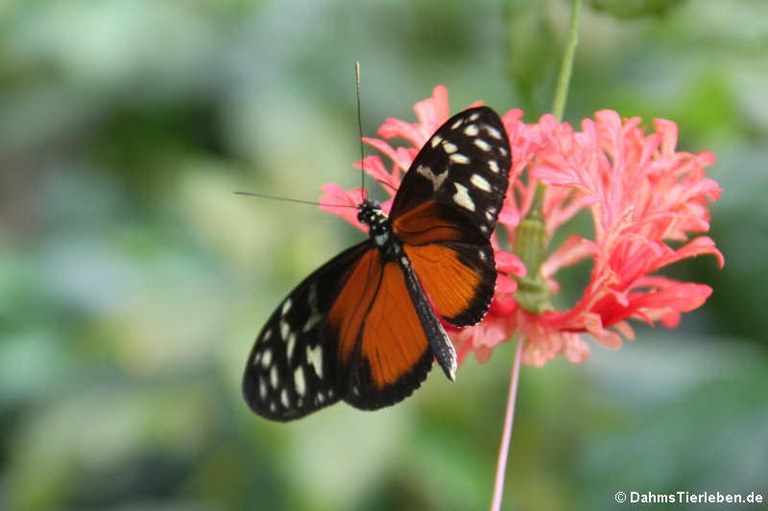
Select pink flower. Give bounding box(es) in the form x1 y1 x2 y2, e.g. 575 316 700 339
320 86 724 368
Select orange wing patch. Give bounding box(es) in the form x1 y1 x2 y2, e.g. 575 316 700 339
361 263 430 388
392 201 466 245
328 252 430 390
393 199 493 326
328 249 382 364
404 244 483 320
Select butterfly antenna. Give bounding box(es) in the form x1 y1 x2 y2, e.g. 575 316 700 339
376 178 396 193
233 191 356 209
354 61 369 202
235 64 368 211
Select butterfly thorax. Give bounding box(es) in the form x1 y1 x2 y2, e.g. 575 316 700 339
358 199 404 263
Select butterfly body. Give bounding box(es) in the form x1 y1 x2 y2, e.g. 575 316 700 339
244 106 511 421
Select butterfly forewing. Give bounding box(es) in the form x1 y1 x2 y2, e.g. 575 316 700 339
390 106 510 235
243 242 371 421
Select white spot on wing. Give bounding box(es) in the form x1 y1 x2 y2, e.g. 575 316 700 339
453 183 475 211
463 124 479 136
260 349 272 368
301 312 323 333
270 365 279 388
279 320 290 341
470 173 492 192
473 138 492 152
451 119 463 130
280 389 290 407
302 284 322 333
484 125 503 140
442 141 458 154
307 345 323 378
449 153 470 164
302 316 320 333
469 112 480 122
281 298 292 315
417 164 448 191
259 380 267 399
294 366 306 396
430 134 443 148
488 160 500 173
286 333 296 361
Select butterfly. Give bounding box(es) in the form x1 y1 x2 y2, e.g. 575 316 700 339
243 106 511 421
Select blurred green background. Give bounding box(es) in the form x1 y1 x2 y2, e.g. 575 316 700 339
1 0 766 510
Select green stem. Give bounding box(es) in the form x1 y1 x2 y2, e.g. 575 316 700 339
513 0 582 314
551 0 582 122
492 2 584 508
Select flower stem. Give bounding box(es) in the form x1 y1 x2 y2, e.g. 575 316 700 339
551 0 583 122
490 337 524 511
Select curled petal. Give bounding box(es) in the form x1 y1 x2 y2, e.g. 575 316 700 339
674 236 725 269
494 249 526 277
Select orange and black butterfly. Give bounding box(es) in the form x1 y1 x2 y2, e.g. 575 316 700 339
243 106 511 421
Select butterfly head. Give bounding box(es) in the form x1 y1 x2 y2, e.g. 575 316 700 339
357 199 387 231
357 198 380 217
